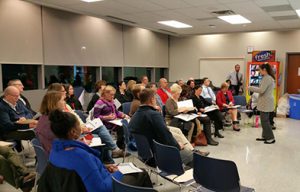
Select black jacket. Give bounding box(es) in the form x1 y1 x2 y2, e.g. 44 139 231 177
129 105 180 150
191 94 212 110
87 93 100 112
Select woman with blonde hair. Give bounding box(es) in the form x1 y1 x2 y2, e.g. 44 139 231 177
165 83 201 143
93 85 128 150
126 80 136 101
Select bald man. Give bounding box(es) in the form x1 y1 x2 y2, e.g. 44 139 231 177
157 78 171 104
8 79 36 116
0 86 36 151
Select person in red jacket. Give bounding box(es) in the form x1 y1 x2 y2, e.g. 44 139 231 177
216 82 240 131
157 78 171 104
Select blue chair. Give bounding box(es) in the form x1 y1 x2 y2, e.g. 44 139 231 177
122 102 132 115
121 119 137 162
74 110 88 123
193 153 255 192
31 138 48 175
112 176 157 192
153 140 194 188
233 95 247 107
132 133 155 167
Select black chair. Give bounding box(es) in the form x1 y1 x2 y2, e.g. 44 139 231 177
38 163 87 192
193 153 255 192
132 133 155 167
121 119 137 162
112 176 157 192
74 110 88 123
153 140 194 188
122 102 132 115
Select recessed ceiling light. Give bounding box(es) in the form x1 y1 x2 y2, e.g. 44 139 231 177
81 0 104 2
157 20 192 28
296 9 300 17
218 14 251 24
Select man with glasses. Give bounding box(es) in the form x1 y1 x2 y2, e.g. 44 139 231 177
7 79 36 116
0 86 37 152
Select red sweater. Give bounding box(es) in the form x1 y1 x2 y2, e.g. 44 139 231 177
216 90 234 110
157 88 171 104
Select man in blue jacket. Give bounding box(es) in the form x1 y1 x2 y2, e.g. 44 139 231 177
0 86 36 151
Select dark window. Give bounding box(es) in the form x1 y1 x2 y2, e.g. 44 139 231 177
123 67 152 83
2 64 39 90
102 67 122 87
44 66 73 86
155 68 168 82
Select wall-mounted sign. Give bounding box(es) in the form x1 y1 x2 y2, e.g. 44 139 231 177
252 50 276 62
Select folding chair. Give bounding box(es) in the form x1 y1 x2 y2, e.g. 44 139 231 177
31 138 49 192
121 119 137 163
112 176 157 192
193 152 255 192
233 95 253 125
153 140 195 190
122 102 132 115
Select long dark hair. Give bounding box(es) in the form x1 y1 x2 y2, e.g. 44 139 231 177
260 63 275 80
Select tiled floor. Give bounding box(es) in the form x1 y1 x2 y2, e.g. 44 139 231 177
1 117 300 192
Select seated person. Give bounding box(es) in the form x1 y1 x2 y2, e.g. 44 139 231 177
36 91 124 162
157 78 171 104
64 84 83 110
126 80 137 102
115 81 131 106
216 82 240 131
129 88 209 168
0 146 36 192
129 84 144 117
7 79 36 116
87 80 107 112
48 109 152 192
201 77 216 104
165 84 198 143
191 85 224 141
0 86 37 151
146 82 163 110
93 85 128 150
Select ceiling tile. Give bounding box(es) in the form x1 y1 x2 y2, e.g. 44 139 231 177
261 4 293 12
148 0 192 9
268 10 297 17
114 0 164 12
254 0 290 7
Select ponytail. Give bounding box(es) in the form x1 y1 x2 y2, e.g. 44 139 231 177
260 63 275 80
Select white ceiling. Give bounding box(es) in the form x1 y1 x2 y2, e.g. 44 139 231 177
26 0 300 36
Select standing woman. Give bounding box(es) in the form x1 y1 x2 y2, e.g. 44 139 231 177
248 63 276 144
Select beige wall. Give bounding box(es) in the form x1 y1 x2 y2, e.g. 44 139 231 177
0 0 43 64
169 30 300 94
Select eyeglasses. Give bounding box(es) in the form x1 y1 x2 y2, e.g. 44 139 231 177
12 83 23 86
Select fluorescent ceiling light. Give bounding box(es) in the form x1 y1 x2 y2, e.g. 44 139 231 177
81 0 104 2
218 14 251 24
157 20 192 28
296 9 300 17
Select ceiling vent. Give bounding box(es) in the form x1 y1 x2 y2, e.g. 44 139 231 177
211 10 236 16
106 16 136 24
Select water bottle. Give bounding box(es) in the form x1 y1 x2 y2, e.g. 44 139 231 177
255 116 259 128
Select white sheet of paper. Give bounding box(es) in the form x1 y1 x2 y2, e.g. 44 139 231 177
204 105 219 113
174 114 199 121
114 99 122 110
85 118 103 131
89 137 104 147
109 119 130 126
166 169 194 183
177 99 194 109
118 163 143 174
228 105 241 109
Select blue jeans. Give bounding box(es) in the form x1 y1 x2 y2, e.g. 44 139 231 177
92 125 117 150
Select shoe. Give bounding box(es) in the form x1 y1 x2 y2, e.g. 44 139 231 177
272 126 276 130
207 139 219 146
112 149 130 158
194 150 210 156
20 177 35 192
233 122 240 131
256 138 266 141
264 139 276 144
214 132 224 138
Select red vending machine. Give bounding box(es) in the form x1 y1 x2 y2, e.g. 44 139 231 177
246 50 281 106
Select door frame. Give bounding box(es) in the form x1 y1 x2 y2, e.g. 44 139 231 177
285 52 300 93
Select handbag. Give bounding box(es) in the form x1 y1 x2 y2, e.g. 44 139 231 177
194 131 207 146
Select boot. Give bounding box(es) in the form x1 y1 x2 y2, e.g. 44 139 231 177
204 127 219 146
214 129 224 138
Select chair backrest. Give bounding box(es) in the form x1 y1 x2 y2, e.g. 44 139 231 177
31 138 49 175
153 140 184 176
193 153 241 192
233 95 247 106
38 163 87 192
122 102 132 115
121 119 130 145
74 110 88 123
132 133 153 162
204 97 213 104
112 176 157 192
